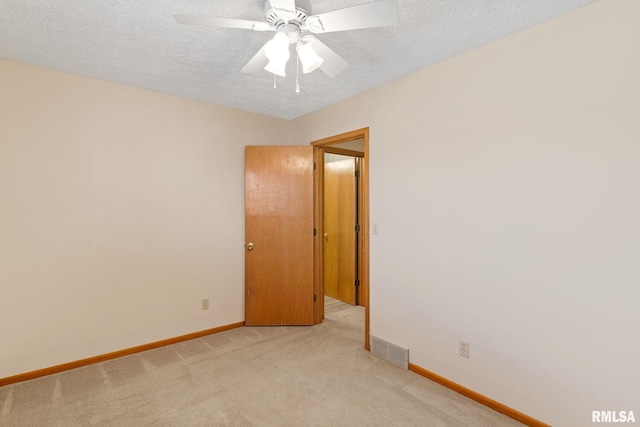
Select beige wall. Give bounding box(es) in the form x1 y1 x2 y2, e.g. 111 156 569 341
292 0 640 425
0 60 291 378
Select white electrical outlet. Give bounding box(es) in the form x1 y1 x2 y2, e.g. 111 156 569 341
201 298 209 310
459 340 470 358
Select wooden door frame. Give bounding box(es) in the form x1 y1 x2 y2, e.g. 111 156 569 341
312 128 370 350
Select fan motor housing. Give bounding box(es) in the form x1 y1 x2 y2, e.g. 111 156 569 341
265 5 309 28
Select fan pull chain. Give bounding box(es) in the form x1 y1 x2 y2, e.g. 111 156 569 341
295 43 301 93
273 74 277 91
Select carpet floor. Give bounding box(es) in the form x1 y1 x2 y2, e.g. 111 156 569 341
0 298 524 426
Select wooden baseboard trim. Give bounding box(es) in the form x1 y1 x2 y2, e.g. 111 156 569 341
408 363 551 427
0 321 245 388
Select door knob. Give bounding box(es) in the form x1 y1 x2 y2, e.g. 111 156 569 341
247 242 254 251
323 233 328 240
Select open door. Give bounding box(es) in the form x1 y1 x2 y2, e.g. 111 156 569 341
245 146 315 326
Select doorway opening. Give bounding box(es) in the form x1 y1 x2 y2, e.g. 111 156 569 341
311 128 370 350
323 152 362 306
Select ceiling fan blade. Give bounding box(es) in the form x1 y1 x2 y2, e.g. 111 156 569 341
241 43 270 74
174 14 274 32
268 0 298 21
310 39 349 78
306 0 398 34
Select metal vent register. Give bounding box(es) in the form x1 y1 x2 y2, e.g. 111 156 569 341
370 335 409 369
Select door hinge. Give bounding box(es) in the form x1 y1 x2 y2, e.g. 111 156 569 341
355 170 360 178
355 279 360 289
314 228 317 236
314 294 317 302
314 162 316 170
355 224 360 233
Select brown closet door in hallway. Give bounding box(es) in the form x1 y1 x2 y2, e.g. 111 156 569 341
323 158 357 305
245 146 314 325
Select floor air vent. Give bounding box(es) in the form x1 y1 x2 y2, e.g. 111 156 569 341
370 335 409 369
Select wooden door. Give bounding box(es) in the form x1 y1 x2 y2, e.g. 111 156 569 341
245 146 314 325
323 158 357 305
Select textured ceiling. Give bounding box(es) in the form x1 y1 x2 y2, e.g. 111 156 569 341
0 0 597 120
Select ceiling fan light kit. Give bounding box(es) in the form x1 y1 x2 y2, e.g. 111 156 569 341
298 41 324 74
174 0 399 92
264 32 291 77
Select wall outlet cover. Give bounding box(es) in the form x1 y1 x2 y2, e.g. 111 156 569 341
459 339 470 358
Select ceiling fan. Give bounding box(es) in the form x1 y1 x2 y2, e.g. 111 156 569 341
174 0 399 90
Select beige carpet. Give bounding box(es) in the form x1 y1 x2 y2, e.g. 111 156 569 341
0 298 524 426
